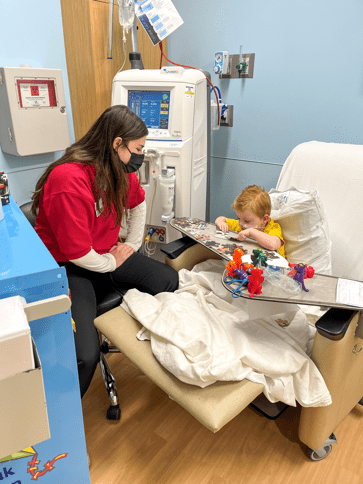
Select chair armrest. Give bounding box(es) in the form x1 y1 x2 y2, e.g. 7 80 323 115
160 236 197 259
162 237 223 272
315 308 356 341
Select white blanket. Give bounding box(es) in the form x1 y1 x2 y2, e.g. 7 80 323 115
121 259 331 408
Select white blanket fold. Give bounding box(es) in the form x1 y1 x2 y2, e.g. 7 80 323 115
121 260 331 408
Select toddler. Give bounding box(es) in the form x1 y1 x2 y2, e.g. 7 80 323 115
215 185 285 258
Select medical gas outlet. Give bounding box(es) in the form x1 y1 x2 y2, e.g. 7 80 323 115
217 53 255 79
214 52 229 75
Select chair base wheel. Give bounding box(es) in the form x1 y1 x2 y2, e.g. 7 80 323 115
107 404 121 420
306 433 337 461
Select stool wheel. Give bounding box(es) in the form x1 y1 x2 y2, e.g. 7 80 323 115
107 404 121 420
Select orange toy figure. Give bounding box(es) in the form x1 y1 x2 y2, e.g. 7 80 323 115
243 262 254 272
226 260 238 277
233 248 244 269
247 267 264 298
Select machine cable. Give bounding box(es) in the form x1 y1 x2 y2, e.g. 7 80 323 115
158 42 220 125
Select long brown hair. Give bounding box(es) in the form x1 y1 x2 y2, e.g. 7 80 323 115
31 105 148 225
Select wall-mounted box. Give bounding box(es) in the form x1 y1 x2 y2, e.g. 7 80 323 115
0 67 70 156
0 339 50 459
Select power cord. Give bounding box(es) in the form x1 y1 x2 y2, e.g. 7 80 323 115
158 43 220 125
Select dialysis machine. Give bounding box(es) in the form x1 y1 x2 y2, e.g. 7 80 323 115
111 66 210 244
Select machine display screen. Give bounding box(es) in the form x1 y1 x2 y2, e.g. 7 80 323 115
128 90 170 130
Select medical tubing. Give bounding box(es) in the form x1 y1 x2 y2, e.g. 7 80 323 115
142 154 157 255
116 37 127 73
221 104 228 117
158 43 220 125
144 228 156 257
212 85 222 103
144 239 156 257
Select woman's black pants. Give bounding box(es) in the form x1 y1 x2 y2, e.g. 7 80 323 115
61 252 179 398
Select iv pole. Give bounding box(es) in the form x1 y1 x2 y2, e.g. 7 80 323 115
129 16 144 69
108 0 144 69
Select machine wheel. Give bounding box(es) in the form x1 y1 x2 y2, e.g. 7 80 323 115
107 404 121 421
306 433 337 461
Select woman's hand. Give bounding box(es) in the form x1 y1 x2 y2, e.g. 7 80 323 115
108 242 134 268
215 216 229 233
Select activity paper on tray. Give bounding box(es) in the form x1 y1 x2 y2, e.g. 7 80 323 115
336 278 363 308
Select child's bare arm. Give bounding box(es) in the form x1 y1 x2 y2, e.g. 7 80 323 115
237 228 282 251
215 216 229 232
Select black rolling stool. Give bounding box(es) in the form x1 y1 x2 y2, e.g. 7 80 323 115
19 201 122 420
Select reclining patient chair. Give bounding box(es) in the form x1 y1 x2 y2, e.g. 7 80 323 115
94 141 363 460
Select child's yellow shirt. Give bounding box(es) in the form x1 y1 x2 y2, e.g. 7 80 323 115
225 217 286 258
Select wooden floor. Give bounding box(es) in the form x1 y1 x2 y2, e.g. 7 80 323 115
82 352 363 484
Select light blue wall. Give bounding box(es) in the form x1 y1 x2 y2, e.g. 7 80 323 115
169 0 363 222
1 1 363 218
0 0 74 206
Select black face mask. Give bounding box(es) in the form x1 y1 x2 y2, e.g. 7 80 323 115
123 145 145 173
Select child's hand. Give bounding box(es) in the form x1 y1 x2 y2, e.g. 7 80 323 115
237 229 250 241
215 216 229 232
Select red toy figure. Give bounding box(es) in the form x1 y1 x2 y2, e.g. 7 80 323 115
247 267 264 298
306 266 315 278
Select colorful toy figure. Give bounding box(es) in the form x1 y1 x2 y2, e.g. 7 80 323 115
251 248 268 267
291 263 309 292
305 266 315 278
242 262 254 272
226 247 246 276
247 267 264 298
226 260 238 277
233 267 248 281
233 248 244 268
288 263 315 279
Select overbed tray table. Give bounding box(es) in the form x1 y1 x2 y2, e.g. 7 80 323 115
170 217 362 312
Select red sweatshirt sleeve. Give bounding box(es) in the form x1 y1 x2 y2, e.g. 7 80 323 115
127 173 145 209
